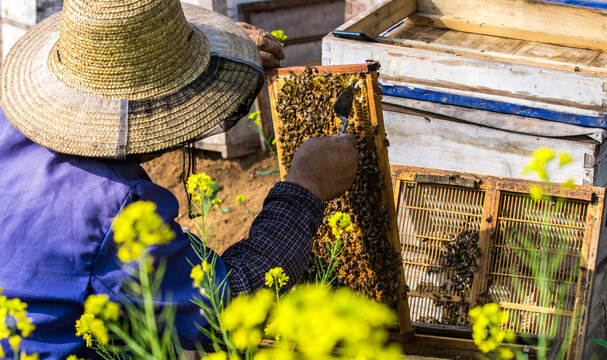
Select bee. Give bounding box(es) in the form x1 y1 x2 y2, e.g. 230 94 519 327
274 67 400 307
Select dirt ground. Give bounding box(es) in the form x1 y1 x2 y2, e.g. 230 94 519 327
140 148 280 254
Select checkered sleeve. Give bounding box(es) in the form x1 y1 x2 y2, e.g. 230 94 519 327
221 181 325 297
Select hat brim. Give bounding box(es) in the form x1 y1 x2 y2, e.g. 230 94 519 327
0 4 264 158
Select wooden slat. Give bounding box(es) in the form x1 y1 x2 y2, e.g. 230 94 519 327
570 187 605 358
590 52 607 68
266 73 287 179
322 35 607 113
382 111 598 185
397 16 607 75
267 62 379 78
367 71 412 333
470 185 497 307
388 22 527 54
513 41 601 66
416 0 607 51
338 0 417 35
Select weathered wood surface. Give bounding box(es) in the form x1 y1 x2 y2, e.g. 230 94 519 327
324 0 607 121
382 96 607 142
339 0 416 35
382 109 598 185
416 0 607 51
323 35 607 115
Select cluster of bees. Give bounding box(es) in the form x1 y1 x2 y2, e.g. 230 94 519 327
419 230 481 326
274 66 401 308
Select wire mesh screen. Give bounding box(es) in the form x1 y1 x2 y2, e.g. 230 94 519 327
397 181 485 326
489 192 588 338
393 166 605 359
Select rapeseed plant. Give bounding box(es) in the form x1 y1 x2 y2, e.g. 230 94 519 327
468 303 516 359
265 267 289 304
471 148 579 359
236 194 259 218
248 111 278 167
0 288 37 359
316 211 353 285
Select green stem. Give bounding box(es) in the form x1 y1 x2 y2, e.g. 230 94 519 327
138 253 163 358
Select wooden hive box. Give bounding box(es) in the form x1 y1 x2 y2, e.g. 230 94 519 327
392 165 607 359
322 0 607 125
266 62 413 333
321 0 607 192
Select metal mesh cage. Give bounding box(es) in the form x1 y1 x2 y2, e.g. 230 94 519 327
489 193 587 337
392 166 604 359
398 181 485 326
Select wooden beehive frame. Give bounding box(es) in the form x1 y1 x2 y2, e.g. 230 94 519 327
266 63 412 333
392 165 605 359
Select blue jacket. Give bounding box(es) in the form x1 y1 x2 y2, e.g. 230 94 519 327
0 109 325 358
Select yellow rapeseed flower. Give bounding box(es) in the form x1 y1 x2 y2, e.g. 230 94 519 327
235 194 247 206
266 284 400 359
84 294 109 316
66 356 85 360
187 173 215 202
9 334 21 350
0 291 36 339
529 185 544 202
248 111 262 128
75 313 109 347
190 261 211 286
270 30 288 46
221 289 273 350
19 352 39 360
264 267 289 289
523 147 554 181
559 152 572 167
469 303 515 358
112 201 175 263
562 178 575 190
327 211 354 239
102 302 121 322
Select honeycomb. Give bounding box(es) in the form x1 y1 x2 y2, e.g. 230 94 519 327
274 66 401 308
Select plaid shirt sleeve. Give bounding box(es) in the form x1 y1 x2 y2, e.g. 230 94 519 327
221 181 325 297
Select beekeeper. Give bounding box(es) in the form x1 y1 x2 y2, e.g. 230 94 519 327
0 0 358 357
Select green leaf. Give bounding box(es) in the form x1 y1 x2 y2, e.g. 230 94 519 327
591 338 607 349
220 207 229 213
210 181 220 192
255 169 279 175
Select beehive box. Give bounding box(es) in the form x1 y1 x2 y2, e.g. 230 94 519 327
322 0 607 124
392 165 606 359
266 62 412 333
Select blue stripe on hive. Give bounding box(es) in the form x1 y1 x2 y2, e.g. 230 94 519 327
538 0 607 10
379 83 607 129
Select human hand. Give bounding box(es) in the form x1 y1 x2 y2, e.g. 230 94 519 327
236 22 286 69
285 134 359 201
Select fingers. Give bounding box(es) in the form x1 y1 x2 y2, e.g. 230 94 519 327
335 133 357 147
236 22 286 69
260 51 280 69
258 36 286 60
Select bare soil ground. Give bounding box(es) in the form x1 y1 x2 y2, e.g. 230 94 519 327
140 148 280 254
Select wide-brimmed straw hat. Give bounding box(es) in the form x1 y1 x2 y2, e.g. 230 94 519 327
0 0 264 159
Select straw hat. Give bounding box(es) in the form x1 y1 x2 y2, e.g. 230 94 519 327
0 0 264 158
